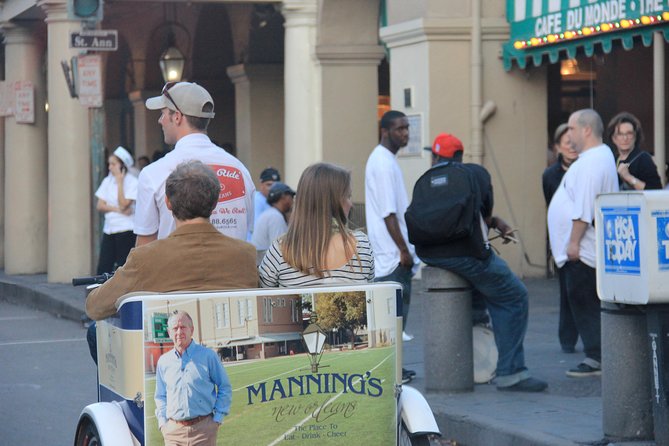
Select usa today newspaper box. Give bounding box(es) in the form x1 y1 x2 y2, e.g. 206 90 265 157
595 191 669 442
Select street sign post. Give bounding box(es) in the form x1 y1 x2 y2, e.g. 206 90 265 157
69 30 117 51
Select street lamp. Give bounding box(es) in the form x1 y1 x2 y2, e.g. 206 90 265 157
159 33 185 83
301 315 327 373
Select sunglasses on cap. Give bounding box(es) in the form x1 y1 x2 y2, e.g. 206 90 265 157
162 82 182 114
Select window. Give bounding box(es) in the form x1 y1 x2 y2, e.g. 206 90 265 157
216 303 230 328
238 300 246 326
215 303 223 329
263 298 273 323
246 299 254 320
290 299 298 323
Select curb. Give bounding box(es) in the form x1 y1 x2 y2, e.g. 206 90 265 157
0 274 86 322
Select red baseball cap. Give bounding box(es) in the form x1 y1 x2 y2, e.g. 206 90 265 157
429 133 464 158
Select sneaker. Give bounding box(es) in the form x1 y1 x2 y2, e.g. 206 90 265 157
402 331 414 342
566 362 601 377
401 368 416 384
497 377 548 393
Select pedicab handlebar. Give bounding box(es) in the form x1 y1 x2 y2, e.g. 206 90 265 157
72 273 113 287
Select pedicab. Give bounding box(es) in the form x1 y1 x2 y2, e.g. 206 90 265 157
72 281 441 446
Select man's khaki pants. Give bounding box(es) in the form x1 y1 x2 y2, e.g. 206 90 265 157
161 416 219 446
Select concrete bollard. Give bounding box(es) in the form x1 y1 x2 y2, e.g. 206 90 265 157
601 303 654 441
422 266 473 392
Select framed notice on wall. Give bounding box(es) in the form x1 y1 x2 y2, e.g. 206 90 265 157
14 81 34 124
398 113 422 157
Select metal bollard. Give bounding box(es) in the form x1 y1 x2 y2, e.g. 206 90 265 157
647 304 669 445
601 303 654 441
422 266 473 392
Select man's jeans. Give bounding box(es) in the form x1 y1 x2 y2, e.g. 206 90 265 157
558 266 580 351
375 264 413 330
421 252 530 387
562 260 601 363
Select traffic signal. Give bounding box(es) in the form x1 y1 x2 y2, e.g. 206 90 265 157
69 0 104 22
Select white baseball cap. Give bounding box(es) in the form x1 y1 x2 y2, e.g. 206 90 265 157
145 82 215 119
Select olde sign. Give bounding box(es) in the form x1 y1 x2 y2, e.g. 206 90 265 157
69 30 118 51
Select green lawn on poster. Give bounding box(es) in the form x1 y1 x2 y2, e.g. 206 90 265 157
145 346 396 445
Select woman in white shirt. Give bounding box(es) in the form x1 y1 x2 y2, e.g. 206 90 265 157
95 146 138 274
259 163 374 287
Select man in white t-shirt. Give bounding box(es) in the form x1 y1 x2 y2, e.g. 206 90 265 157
547 109 618 378
135 82 255 246
365 110 419 383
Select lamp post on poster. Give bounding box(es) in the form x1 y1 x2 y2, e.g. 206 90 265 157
300 314 327 373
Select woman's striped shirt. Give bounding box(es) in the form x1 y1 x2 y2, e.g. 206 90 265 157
258 230 374 287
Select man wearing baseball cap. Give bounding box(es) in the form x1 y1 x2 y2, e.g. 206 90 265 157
248 167 281 240
411 133 548 393
135 81 255 246
252 181 295 255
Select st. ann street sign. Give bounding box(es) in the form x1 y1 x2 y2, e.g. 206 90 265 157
69 30 118 51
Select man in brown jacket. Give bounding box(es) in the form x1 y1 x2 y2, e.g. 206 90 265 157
86 160 258 321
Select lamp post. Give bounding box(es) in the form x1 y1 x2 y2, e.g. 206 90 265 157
301 315 326 373
159 33 185 83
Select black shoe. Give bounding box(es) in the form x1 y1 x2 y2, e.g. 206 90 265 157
401 368 415 384
566 362 601 377
561 345 576 354
497 377 548 393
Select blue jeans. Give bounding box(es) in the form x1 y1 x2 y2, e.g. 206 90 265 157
421 252 530 387
87 322 98 365
562 260 600 363
375 264 413 330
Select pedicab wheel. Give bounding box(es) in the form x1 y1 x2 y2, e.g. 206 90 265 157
398 421 431 446
75 416 101 446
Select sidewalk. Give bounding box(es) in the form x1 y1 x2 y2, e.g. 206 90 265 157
0 270 657 446
405 277 655 446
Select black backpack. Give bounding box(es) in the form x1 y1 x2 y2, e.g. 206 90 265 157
405 162 481 246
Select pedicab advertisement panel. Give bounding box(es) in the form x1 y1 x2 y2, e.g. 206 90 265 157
131 286 398 445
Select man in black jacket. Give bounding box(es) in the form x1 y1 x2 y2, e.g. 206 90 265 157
412 133 548 393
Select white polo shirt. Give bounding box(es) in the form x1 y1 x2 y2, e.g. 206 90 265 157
134 133 255 241
365 144 418 277
95 173 138 234
548 143 618 268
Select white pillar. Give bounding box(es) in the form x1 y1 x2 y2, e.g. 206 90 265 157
40 0 92 282
282 0 319 187
654 32 666 186
227 64 284 182
2 23 48 274
316 45 384 202
129 89 163 160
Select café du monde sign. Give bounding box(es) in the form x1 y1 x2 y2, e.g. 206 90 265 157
503 0 669 69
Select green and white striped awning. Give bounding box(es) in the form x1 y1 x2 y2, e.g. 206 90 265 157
503 0 669 70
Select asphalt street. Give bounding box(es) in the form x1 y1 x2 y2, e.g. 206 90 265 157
0 300 97 445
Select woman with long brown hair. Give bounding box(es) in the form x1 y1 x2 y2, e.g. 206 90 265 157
258 163 373 287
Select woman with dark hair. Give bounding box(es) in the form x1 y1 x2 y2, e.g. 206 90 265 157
606 112 662 190
95 146 138 274
543 123 579 206
543 123 580 353
258 163 374 287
